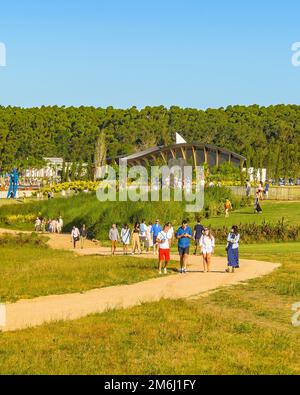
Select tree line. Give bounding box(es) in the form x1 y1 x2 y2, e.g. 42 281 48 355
0 104 299 179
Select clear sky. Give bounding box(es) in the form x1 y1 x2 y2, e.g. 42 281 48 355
1 0 300 109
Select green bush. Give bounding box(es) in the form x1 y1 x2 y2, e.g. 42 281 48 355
0 233 48 247
210 219 300 243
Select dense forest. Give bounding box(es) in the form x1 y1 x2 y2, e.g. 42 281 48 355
0 104 300 178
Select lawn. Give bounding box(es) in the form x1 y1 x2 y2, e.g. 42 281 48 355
0 236 177 303
0 242 300 374
203 201 300 228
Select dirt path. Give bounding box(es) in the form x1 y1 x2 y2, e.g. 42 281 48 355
0 229 281 332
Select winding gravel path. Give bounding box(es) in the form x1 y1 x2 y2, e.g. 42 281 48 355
0 229 280 332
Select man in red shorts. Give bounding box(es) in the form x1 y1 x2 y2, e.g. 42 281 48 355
156 224 171 275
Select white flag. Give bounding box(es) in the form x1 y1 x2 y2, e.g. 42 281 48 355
176 133 187 144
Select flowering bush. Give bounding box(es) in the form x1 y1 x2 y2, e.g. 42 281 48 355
0 214 37 225
42 181 101 194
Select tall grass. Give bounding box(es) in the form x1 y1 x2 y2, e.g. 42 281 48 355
212 219 300 243
0 187 248 240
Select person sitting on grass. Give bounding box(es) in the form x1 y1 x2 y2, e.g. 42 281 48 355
226 225 240 273
109 224 120 256
200 228 215 273
157 224 171 275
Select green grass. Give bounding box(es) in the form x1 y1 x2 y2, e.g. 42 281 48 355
1 197 299 243
0 188 248 238
0 237 177 303
0 199 27 207
203 201 300 228
0 242 300 374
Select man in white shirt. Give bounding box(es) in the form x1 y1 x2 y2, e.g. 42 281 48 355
71 226 80 249
156 224 171 275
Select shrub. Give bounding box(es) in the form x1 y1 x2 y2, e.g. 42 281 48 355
0 187 250 240
0 233 48 247
210 219 300 243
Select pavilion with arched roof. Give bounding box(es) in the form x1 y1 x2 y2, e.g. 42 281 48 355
113 142 246 170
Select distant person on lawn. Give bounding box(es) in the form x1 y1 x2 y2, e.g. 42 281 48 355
254 192 263 214
226 226 240 273
157 224 171 275
121 224 131 255
264 181 270 200
225 199 232 218
200 228 215 273
109 224 120 256
258 182 264 200
71 226 80 249
193 218 204 255
246 180 251 197
80 224 88 249
176 220 193 274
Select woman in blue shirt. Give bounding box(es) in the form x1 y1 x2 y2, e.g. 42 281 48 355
226 225 240 273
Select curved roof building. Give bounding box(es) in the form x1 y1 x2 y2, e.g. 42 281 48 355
116 142 246 169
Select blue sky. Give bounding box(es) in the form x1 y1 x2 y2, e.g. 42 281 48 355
0 0 300 109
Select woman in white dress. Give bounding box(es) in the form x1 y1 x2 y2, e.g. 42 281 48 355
200 228 215 273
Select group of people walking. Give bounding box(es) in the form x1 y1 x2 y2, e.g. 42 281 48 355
71 225 88 249
109 219 241 275
33 208 240 275
109 220 175 257
35 216 64 234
